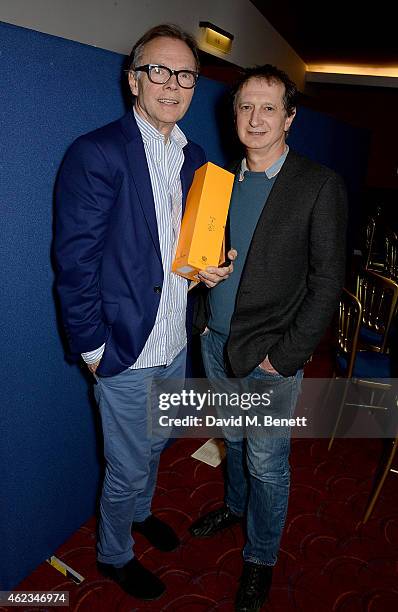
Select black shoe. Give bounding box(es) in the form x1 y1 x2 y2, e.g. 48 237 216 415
132 515 180 552
189 505 243 538
235 562 273 611
97 557 165 600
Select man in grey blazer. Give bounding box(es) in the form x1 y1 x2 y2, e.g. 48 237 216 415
190 65 347 611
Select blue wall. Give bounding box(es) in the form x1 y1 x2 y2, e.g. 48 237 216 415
0 21 368 589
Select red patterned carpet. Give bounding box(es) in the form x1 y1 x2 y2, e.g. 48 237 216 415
10 335 398 611
14 434 398 611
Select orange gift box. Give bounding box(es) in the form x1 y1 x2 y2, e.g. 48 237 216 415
172 162 234 281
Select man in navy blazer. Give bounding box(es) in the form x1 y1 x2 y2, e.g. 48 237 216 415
54 24 234 601
190 65 347 611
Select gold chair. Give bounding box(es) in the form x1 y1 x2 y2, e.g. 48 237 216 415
327 288 397 524
362 435 398 524
364 208 384 272
337 288 362 376
328 289 363 452
384 230 398 282
364 216 376 270
356 269 398 353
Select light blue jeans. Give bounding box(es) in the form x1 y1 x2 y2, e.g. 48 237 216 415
94 348 186 566
201 330 302 566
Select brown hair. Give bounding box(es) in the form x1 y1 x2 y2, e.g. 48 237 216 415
233 64 299 116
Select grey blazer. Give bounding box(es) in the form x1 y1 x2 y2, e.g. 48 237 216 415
196 149 348 377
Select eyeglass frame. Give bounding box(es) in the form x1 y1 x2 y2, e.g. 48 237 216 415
132 64 199 89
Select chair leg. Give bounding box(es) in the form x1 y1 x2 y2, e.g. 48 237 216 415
328 378 350 451
361 436 398 524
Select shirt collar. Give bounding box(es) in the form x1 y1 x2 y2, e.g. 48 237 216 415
133 107 187 149
239 145 289 182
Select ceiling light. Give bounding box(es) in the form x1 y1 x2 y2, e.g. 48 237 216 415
307 64 398 78
199 21 234 54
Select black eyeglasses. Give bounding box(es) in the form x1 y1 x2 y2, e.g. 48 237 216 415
134 64 199 89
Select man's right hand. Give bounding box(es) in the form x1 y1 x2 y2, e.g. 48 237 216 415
87 360 101 374
197 249 237 288
258 355 280 375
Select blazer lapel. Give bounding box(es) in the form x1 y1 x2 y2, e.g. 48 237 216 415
261 150 301 214
122 113 162 262
238 150 302 271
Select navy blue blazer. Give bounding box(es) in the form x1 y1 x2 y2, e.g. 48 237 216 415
54 111 206 376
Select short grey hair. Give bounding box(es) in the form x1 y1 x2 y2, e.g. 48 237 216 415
127 23 200 72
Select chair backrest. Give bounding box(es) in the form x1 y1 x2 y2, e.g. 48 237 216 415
365 216 376 269
338 289 362 378
384 230 398 282
356 269 398 353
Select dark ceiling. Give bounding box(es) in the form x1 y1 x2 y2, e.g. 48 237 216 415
251 1 398 66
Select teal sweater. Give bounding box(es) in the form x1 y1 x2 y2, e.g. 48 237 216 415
208 170 276 335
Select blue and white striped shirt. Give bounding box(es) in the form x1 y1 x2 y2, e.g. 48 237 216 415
82 108 188 368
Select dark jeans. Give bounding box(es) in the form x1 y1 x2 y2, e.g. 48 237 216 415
201 329 302 566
